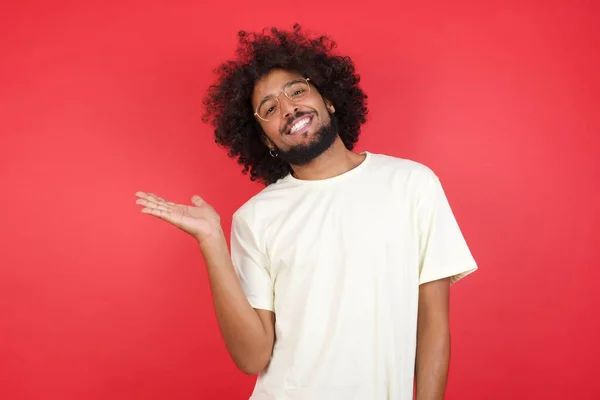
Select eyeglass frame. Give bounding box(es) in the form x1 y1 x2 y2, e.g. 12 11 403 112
253 77 312 122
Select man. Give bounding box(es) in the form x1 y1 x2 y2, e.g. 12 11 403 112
135 24 477 400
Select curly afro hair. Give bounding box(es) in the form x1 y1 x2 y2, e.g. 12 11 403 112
201 24 368 185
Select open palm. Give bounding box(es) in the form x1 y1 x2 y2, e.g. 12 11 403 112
135 191 221 242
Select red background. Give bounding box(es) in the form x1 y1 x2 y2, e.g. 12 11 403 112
1 1 598 399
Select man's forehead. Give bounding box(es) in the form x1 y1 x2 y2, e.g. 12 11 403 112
254 69 302 95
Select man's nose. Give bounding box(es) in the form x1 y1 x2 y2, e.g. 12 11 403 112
279 96 298 119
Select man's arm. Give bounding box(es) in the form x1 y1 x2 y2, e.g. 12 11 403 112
200 233 275 375
134 192 275 375
415 277 451 400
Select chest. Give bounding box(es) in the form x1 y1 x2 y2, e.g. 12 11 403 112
263 186 418 289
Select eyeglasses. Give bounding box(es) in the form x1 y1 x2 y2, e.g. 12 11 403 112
254 78 311 122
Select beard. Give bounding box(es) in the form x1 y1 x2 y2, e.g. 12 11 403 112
276 112 339 166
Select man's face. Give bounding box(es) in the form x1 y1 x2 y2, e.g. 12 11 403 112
251 69 338 166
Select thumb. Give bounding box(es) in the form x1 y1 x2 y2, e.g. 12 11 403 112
191 195 205 206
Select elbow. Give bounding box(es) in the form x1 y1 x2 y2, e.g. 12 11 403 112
235 358 269 376
231 347 272 375
238 364 264 376
227 326 275 375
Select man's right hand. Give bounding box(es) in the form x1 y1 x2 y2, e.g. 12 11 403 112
134 190 274 374
135 191 223 244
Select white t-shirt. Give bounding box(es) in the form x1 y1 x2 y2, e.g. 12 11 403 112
230 151 477 400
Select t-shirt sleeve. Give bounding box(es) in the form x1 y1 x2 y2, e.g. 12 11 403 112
230 212 274 311
416 170 478 285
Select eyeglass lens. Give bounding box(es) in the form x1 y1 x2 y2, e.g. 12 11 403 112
257 79 310 120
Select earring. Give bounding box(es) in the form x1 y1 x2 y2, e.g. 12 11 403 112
269 149 278 157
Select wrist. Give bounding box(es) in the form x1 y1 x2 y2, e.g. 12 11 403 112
197 228 227 251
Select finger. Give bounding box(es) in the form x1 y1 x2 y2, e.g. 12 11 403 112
136 192 160 204
148 193 176 206
153 194 167 203
137 192 175 207
191 195 205 206
136 198 171 213
145 192 163 204
135 191 150 200
141 207 171 219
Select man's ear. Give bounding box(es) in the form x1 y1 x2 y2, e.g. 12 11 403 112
324 99 335 114
261 133 275 151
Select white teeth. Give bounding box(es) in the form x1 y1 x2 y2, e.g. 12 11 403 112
290 117 310 134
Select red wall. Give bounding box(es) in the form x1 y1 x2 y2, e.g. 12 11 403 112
1 1 598 399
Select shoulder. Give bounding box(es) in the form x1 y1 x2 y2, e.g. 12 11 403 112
365 152 440 186
366 152 451 216
231 179 290 227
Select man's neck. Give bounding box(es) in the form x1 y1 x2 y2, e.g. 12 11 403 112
289 138 366 181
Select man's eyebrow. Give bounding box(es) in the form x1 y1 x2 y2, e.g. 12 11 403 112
257 95 273 111
257 78 303 107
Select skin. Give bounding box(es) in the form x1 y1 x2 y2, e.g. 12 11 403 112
134 193 275 375
251 68 366 180
416 278 451 400
135 68 452 395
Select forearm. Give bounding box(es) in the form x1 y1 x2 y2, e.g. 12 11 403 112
415 323 450 399
199 233 273 374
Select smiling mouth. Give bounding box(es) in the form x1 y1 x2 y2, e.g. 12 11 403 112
287 115 313 135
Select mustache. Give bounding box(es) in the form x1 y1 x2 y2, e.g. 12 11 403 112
280 111 314 134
